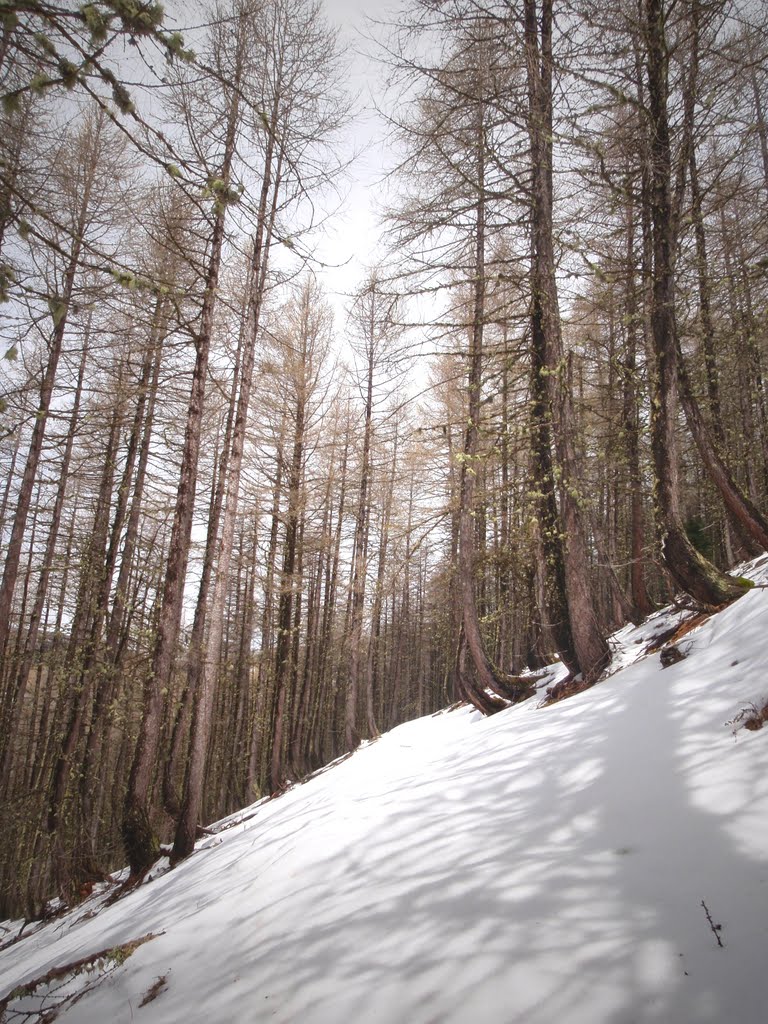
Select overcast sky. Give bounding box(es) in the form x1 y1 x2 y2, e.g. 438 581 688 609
312 0 400 324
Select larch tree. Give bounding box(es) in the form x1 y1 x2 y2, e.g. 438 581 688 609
122 0 250 874
640 0 748 605
521 0 610 681
173 0 348 860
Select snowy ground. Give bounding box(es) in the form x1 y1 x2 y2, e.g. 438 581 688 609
2 557 768 1023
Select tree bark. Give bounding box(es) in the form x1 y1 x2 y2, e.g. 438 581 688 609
524 0 610 680
122 46 244 874
173 85 284 860
0 209 89 661
0 321 90 784
642 0 747 606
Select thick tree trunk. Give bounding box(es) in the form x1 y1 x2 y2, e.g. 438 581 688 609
643 0 747 606
524 0 610 681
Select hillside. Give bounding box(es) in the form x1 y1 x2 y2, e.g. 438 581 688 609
2 560 768 1024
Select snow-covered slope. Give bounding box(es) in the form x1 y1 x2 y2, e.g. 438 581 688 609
2 563 768 1023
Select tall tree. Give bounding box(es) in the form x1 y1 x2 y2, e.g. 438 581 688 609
641 0 746 605
0 107 122 661
122 3 247 873
173 0 347 859
523 0 610 681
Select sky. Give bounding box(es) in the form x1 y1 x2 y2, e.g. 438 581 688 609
154 0 400 331
311 0 400 325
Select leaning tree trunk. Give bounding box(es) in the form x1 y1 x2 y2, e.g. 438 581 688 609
457 90 525 713
676 350 768 551
679 15 761 559
642 0 747 606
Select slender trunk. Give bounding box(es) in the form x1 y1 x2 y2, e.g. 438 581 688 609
497 354 512 669
0 226 87 660
0 429 21 538
271 351 307 789
86 318 165 835
457 87 520 713
735 235 768 496
162 314 244 817
365 431 398 738
346 335 376 743
623 197 654 618
173 93 284 860
0 324 90 781
444 423 462 702
688 148 724 442
311 427 348 761
719 210 768 500
0 98 30 258
247 406 287 793
122 56 243 874
47 395 123 835
751 68 768 202
230 516 258 805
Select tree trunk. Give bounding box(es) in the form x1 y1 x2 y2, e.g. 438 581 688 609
0 220 88 660
162 312 243 817
676 350 768 551
642 0 746 606
85 314 166 840
623 197 654 619
248 404 287 794
122 52 243 874
524 0 610 680
270 336 307 789
346 324 377 744
0 321 90 783
173 91 284 861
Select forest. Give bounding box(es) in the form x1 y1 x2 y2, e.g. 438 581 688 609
0 0 766 921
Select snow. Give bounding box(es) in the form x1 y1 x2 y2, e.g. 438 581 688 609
2 562 768 1023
